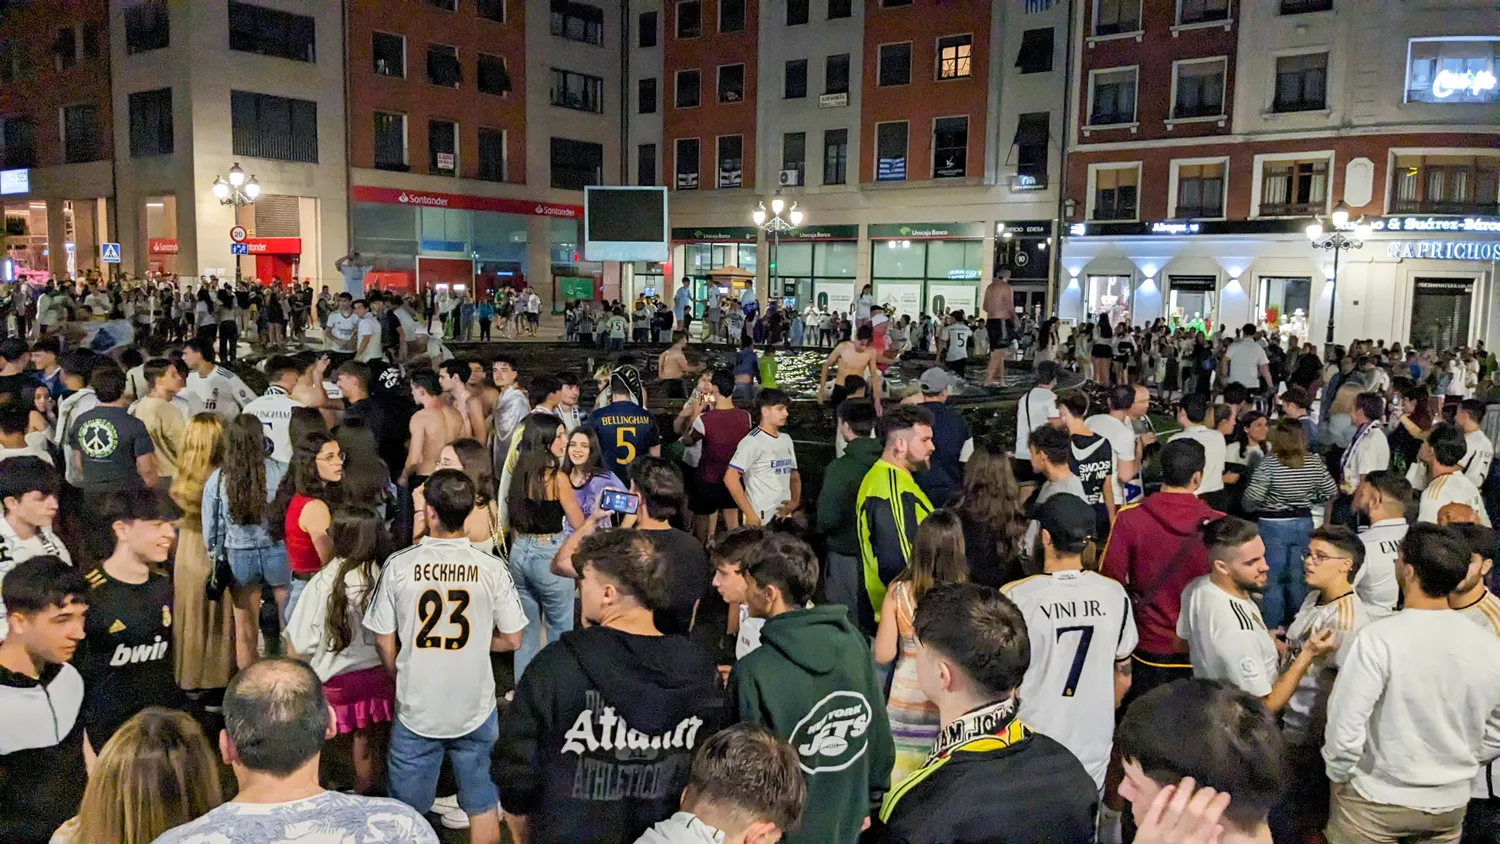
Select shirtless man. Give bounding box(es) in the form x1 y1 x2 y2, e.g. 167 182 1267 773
657 332 694 400
818 324 883 412
403 369 465 486
983 269 1016 386
438 359 487 441
468 359 500 421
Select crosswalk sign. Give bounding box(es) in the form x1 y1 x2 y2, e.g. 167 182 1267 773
100 242 121 263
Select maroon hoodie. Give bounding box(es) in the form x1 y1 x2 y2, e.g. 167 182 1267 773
1100 492 1223 655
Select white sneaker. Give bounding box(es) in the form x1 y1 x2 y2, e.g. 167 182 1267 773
429 795 470 830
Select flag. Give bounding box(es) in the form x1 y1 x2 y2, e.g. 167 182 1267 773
1025 0 1053 12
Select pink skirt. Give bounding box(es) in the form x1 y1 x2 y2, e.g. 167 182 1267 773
323 665 395 734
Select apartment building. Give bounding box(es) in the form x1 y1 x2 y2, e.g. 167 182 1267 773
1059 0 1500 349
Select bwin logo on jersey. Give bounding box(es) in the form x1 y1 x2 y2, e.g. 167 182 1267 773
110 635 169 666
790 691 873 774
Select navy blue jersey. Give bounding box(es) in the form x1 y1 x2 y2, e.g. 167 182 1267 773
585 401 661 481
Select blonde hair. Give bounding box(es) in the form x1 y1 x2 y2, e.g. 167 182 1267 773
170 412 224 521
1266 417 1308 469
71 708 222 844
1329 382 1363 419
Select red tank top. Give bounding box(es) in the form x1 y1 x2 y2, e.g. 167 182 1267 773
285 494 322 574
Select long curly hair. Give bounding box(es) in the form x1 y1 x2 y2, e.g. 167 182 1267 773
170 413 224 521
324 505 391 654
952 447 1027 570
221 414 269 527
268 431 343 542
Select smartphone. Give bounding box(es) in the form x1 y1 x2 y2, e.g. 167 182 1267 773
600 489 640 515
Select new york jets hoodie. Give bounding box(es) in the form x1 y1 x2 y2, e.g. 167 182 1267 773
0 661 87 844
728 605 894 844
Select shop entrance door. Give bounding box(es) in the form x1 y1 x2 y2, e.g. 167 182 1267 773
1411 277 1474 349
1168 276 1218 333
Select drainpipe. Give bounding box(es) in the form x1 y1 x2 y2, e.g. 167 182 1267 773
619 0 630 184
1050 0 1077 318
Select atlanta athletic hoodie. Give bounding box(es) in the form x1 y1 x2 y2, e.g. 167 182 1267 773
494 626 725 844
728 604 894 844
0 661 87 844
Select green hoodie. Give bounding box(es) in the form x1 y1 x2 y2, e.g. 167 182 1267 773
816 436 884 556
728 605 894 844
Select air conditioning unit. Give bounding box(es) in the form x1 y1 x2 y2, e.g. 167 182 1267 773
779 169 802 187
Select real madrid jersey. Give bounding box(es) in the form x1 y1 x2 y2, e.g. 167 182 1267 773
1356 519 1407 616
1458 590 1500 798
1178 575 1279 697
185 366 258 421
74 567 180 746
728 427 798 523
1281 590 1370 747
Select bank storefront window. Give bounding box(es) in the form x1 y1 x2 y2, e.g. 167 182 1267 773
869 223 984 318
771 227 858 311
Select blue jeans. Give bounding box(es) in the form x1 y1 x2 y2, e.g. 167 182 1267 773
388 708 499 816
1259 516 1312 629
507 533 572 680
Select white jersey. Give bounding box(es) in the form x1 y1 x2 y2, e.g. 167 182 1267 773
1003 570 1136 787
1419 472 1491 526
1171 425 1227 495
1464 429 1495 490
356 313 383 361
1355 519 1406 616
1281 590 1371 747
185 365 258 421
728 427 797 523
55 387 99 487
326 311 360 352
1457 591 1500 798
363 537 527 738
242 386 303 464
1177 575 1278 696
1340 424 1390 494
1014 386 1060 460
736 603 765 660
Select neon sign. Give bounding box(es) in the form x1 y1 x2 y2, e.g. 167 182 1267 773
1432 69 1497 98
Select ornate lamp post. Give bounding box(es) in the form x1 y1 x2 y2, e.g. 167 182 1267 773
212 163 260 283
752 191 803 305
1305 200 1372 358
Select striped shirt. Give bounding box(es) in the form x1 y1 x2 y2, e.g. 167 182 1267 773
1243 453 1339 519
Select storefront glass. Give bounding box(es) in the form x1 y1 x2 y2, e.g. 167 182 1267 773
871 238 982 318
1257 276 1311 337
1411 277 1474 349
1086 274 1132 325
1167 276 1217 334
771 240 855 311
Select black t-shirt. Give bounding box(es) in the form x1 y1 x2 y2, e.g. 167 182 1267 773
643 528 724 645
75 567 181 746
69 405 155 493
1069 432 1113 508
0 371 37 405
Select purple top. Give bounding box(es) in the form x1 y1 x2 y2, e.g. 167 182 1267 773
568 470 625 537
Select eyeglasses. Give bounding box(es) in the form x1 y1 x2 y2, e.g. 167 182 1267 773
317 450 347 464
1303 551 1351 564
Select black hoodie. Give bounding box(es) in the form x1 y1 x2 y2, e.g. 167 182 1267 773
0 661 87 844
494 626 725 844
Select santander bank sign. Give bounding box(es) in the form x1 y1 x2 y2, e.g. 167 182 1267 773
353 186 581 219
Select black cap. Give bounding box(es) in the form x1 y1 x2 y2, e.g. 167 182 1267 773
1034 494 1097 553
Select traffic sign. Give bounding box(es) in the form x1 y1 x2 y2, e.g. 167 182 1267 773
100 242 121 263
230 225 247 243
230 243 249 255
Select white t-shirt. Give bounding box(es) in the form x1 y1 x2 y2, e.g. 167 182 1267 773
941 323 972 362
285 561 384 682
1171 425 1227 494
1003 570 1137 787
363 536 527 738
1014 386 1060 460
1464 429 1495 489
55 387 99 487
1458 591 1500 798
242 387 304 464
1178 575 1279 697
1281 590 1371 747
185 366 258 421
1224 337 1269 389
0 520 72 639
1086 412 1137 504
85 292 111 317
736 604 765 660
1419 471 1491 526
326 311 360 352
1355 519 1406 616
356 313 383 361
1340 424 1390 494
728 427 798 522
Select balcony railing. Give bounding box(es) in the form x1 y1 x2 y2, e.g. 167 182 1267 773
1093 206 1137 221
1391 198 1500 215
1258 201 1322 217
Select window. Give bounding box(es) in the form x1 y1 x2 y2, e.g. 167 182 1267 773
829 0 852 18
1095 0 1141 35
1281 0 1332 12
1015 112 1050 185
373 32 404 77
59 104 98 164
676 70 701 107
718 64 745 102
1274 53 1327 112
882 0 913 6
81 23 103 60
373 112 406 170
427 44 461 87
938 35 973 79
1090 68 1137 125
784 59 807 98
0 118 36 169
478 129 506 181
876 121 907 182
228 2 315 63
638 11 658 47
636 78 657 114
230 90 318 162
428 120 457 175
1259 158 1328 215
825 54 850 94
552 137 603 189
1178 0 1229 25
1175 162 1225 217
933 116 967 178
551 1 604 46
124 1 170 54
676 137 700 189
677 1 702 38
1391 155 1500 215
128 88 173 157
638 143 657 186
53 28 76 70
782 132 805 185
823 128 847 185
1406 38 1500 105
1093 167 1138 220
1173 59 1225 118
0 41 32 84
551 69 604 112
787 0 809 26
478 0 505 22
879 43 912 86
717 136 743 188
720 0 745 32
426 0 456 9
478 54 512 96
1016 28 1052 74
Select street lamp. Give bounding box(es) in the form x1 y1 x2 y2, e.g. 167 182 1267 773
752 191 803 305
213 163 260 283
1306 200 1373 357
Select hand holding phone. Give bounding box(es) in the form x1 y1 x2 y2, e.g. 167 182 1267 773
599 489 640 515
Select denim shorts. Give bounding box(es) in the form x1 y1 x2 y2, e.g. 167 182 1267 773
388 708 500 817
228 545 291 588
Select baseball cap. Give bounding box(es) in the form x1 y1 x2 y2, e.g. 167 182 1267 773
918 367 951 395
1034 494 1097 553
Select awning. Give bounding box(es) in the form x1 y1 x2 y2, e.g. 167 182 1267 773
1014 112 1050 147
